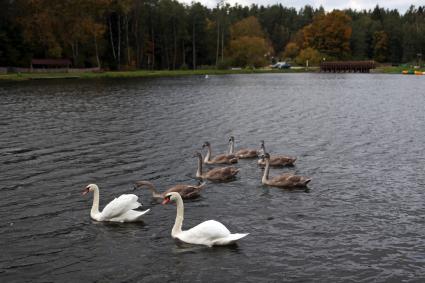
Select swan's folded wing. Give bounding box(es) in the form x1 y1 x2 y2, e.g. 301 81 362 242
286 175 305 182
212 154 236 162
181 185 202 195
101 194 141 220
221 167 238 174
275 156 296 164
181 220 230 243
273 173 294 182
216 153 236 159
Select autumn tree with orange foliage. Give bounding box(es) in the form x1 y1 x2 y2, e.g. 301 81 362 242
228 16 273 68
282 42 300 60
301 10 352 59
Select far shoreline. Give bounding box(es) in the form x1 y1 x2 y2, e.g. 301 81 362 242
0 66 423 82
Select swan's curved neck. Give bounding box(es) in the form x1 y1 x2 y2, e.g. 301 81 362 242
196 155 203 177
228 140 234 154
204 145 212 162
91 187 100 217
143 182 162 198
172 195 184 237
262 159 270 184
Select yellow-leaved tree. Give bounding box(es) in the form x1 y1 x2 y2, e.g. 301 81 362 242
294 47 323 66
282 42 300 60
228 16 273 68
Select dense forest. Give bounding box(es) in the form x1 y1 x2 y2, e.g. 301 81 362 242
1 0 424 69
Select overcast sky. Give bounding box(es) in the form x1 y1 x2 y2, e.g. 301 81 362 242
177 0 422 13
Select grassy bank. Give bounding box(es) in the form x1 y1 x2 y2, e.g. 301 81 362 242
0 67 315 82
373 65 425 74
1 65 423 82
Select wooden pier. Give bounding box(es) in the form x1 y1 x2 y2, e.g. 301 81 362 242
320 61 375 73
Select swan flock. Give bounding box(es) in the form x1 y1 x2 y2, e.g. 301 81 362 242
82 137 311 247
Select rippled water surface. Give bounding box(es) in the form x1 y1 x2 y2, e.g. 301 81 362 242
1 73 425 282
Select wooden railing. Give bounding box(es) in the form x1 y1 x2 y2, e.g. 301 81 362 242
320 61 375 73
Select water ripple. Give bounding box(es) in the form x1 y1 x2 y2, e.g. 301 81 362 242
1 74 425 282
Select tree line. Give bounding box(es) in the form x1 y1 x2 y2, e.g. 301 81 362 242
1 0 424 69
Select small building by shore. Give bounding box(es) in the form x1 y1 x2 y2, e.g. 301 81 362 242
30 59 72 71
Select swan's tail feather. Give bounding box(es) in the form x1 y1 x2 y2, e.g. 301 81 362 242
303 179 311 186
109 208 150 222
213 233 249 245
135 208 150 218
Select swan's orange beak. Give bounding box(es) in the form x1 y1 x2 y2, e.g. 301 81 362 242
82 188 89 196
162 197 171 205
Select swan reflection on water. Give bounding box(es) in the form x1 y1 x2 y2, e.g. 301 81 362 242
172 238 241 253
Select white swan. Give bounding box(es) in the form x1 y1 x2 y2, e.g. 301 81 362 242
82 184 150 222
162 192 248 247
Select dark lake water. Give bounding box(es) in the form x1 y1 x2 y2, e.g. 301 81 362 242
1 73 425 282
